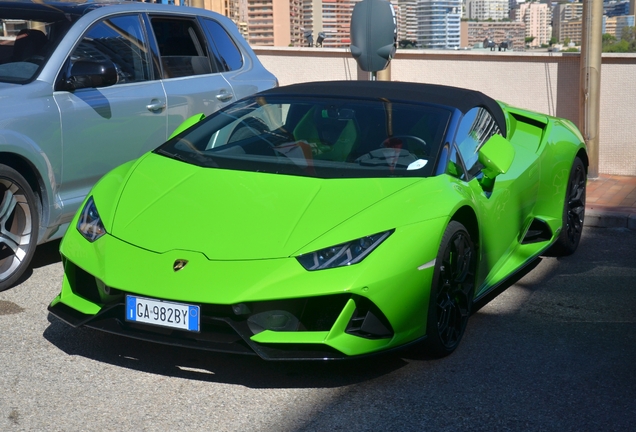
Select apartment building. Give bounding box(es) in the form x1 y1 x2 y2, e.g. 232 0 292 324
604 0 631 17
397 0 419 43
510 1 550 47
302 0 323 43
320 0 358 48
603 14 636 38
553 1 583 23
552 2 583 43
559 19 582 45
416 0 462 49
462 20 525 50
465 0 509 21
246 0 303 46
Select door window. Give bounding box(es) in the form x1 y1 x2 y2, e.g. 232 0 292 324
150 17 217 78
201 18 243 71
448 106 501 180
69 14 152 84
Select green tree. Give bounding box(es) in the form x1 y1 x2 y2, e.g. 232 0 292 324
602 27 636 52
604 39 630 52
620 26 635 42
623 27 636 52
602 33 616 44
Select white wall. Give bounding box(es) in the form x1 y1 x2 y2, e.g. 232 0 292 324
254 47 636 177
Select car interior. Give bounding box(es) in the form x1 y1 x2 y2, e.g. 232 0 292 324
205 101 449 167
10 28 48 62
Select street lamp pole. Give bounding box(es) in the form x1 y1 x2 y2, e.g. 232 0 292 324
579 0 603 179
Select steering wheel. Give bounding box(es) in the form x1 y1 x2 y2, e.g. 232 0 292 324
381 135 428 156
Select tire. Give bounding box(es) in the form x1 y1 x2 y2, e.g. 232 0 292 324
424 221 476 358
0 165 39 292
550 157 586 256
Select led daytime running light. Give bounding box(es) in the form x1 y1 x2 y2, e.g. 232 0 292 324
297 230 393 271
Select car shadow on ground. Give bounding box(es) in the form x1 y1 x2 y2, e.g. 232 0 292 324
11 239 62 288
39 255 549 387
40 239 591 387
42 314 410 389
30 239 62 267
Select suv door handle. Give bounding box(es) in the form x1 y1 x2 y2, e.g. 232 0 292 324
216 91 233 102
147 99 166 112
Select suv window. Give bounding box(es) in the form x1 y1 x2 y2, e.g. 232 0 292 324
0 15 74 84
150 17 217 78
69 14 151 84
448 106 501 180
201 18 243 71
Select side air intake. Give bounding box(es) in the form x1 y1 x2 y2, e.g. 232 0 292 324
521 218 553 244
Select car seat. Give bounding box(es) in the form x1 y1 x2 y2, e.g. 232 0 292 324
11 29 48 62
292 107 358 162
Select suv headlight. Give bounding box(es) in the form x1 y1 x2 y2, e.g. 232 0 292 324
296 230 393 271
77 197 106 242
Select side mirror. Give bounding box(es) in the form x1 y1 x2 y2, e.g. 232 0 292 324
478 134 515 180
66 59 118 91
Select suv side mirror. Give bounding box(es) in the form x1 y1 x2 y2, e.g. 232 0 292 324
478 134 515 180
65 59 118 91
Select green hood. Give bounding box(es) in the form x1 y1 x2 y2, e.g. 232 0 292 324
110 153 421 259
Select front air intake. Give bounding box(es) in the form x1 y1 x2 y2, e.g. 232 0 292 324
346 296 393 339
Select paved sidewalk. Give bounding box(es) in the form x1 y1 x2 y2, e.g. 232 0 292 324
585 174 636 230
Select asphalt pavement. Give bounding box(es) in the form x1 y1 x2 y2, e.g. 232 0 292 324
0 225 635 431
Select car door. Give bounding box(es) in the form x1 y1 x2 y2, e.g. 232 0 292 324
449 107 539 294
199 17 265 101
53 13 167 216
147 15 236 136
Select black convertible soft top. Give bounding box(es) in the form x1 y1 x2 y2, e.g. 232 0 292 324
259 80 507 137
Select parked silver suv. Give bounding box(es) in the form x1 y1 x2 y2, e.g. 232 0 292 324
0 1 277 290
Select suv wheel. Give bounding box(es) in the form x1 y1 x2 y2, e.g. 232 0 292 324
0 165 39 292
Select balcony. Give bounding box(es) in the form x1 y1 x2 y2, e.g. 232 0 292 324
252 46 636 177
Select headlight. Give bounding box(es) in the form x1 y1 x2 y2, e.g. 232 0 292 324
297 230 393 271
77 196 106 242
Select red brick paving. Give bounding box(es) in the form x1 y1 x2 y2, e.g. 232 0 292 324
586 174 636 212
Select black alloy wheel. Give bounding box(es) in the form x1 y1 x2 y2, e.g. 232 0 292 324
550 157 586 256
425 221 476 357
0 165 39 292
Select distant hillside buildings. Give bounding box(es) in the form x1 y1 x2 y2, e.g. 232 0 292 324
168 0 636 50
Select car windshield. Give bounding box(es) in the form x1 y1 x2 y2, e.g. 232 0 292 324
0 9 76 83
156 96 452 179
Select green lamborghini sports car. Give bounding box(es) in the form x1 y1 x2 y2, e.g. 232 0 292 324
48 81 588 360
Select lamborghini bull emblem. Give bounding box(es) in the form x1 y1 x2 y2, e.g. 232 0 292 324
173 259 188 272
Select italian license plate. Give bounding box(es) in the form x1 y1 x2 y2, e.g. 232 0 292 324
125 295 200 332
